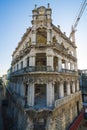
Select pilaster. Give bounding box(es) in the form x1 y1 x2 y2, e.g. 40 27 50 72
47 55 53 71
47 29 52 44
47 82 54 107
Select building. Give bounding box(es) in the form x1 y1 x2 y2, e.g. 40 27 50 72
7 4 82 130
79 69 87 103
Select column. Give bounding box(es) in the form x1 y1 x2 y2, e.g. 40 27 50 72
29 55 35 66
27 83 34 106
58 58 62 72
47 55 53 71
77 80 79 91
66 81 70 95
72 81 75 93
47 29 52 44
47 82 54 107
65 61 68 70
32 30 36 45
59 81 64 98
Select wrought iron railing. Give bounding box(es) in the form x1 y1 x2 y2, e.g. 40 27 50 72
10 66 76 76
10 66 53 76
61 69 76 73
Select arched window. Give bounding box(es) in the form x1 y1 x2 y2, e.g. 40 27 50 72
36 27 47 45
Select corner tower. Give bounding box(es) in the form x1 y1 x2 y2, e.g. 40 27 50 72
31 4 52 45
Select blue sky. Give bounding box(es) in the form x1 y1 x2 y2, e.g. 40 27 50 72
0 0 87 76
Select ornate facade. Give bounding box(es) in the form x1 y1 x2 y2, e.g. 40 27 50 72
7 4 82 130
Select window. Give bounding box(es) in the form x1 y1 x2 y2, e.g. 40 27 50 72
26 57 29 67
36 28 47 45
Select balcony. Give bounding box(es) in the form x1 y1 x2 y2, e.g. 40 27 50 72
61 68 76 73
55 91 81 108
10 66 77 77
25 66 52 72
10 66 53 76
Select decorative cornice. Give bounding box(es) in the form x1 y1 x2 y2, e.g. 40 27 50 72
52 24 77 48
12 27 32 56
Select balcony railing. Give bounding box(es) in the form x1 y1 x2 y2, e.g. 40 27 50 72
61 69 76 73
55 91 81 108
25 66 52 72
10 66 77 76
10 66 53 76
